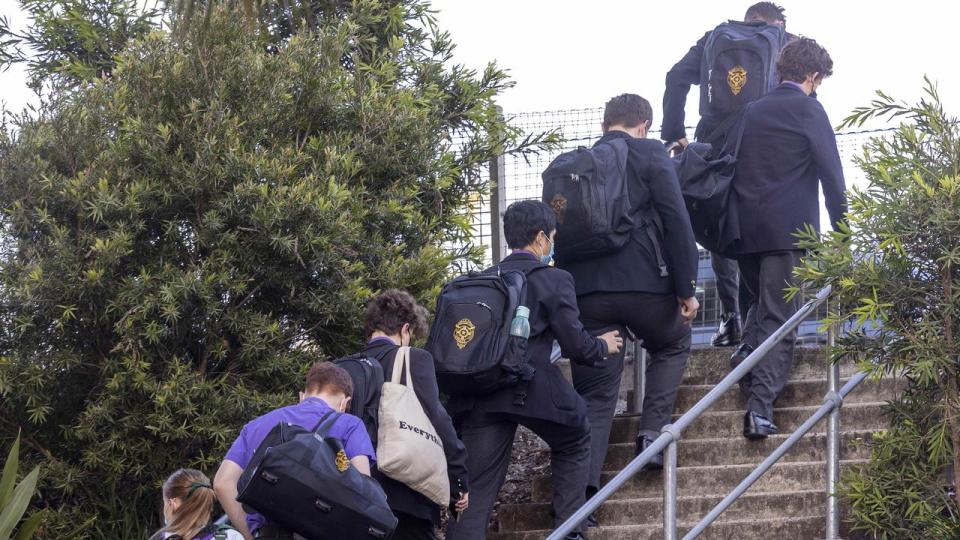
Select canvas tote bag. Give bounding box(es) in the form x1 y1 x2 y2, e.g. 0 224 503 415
376 346 450 506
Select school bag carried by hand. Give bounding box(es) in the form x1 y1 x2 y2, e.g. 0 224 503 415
235 411 397 540
673 104 752 258
376 346 450 506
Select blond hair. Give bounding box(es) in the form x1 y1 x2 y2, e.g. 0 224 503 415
155 468 216 540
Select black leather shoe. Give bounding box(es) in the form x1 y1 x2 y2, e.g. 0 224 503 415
729 343 754 393
743 411 780 440
585 512 599 528
634 434 664 470
563 533 588 540
711 312 742 346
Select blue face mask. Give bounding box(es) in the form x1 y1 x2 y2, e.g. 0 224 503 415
540 237 554 265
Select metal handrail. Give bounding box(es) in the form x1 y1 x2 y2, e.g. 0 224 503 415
547 285 834 540
683 369 867 538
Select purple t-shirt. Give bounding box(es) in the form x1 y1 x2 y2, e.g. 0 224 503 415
224 397 376 533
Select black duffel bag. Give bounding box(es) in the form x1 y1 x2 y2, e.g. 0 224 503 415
236 411 397 540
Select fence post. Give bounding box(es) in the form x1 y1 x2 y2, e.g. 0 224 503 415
629 340 647 414
825 320 841 539
663 434 679 540
488 106 508 264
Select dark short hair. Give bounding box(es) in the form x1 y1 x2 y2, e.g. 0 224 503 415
745 2 786 23
602 94 653 132
363 289 429 339
305 362 353 397
503 200 555 249
777 37 833 83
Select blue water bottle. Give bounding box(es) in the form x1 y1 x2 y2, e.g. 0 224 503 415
509 305 531 339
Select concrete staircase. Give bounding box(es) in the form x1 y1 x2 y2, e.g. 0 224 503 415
489 346 900 540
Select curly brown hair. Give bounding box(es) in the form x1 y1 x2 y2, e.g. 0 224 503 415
363 289 429 339
777 37 833 84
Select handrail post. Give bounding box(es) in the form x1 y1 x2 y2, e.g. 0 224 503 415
663 428 679 540
630 340 647 414
825 322 841 539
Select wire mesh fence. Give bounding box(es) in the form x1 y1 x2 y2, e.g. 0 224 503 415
459 106 895 345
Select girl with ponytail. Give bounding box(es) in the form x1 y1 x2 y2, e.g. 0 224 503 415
150 469 244 540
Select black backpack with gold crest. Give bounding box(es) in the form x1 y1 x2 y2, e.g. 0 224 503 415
427 265 543 398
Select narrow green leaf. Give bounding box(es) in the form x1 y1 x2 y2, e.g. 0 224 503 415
12 509 45 540
0 466 40 539
0 436 21 509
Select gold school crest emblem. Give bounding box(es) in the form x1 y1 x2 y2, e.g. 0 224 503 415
335 449 350 472
453 318 476 350
550 194 568 224
727 65 748 96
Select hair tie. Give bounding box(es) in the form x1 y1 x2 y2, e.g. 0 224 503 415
186 481 212 498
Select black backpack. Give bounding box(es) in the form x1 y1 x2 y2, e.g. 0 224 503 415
426 266 540 400
236 411 398 540
673 106 751 257
333 351 388 445
699 21 788 145
541 139 634 263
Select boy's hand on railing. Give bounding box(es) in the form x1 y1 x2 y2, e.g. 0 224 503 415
679 296 700 324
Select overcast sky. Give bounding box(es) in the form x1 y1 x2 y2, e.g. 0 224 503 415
427 0 960 129
2 0 958 128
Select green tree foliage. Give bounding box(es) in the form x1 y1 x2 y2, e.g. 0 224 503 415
0 3 550 536
0 0 160 89
793 79 960 538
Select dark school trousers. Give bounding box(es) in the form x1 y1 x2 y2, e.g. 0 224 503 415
711 251 740 316
571 291 691 490
393 512 438 540
738 250 804 419
445 411 591 539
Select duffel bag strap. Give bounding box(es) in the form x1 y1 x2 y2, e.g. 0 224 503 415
310 410 336 435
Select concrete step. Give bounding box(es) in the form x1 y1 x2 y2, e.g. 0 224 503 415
532 459 866 502
496 489 824 532
491 514 833 540
672 376 901 411
602 429 877 471
557 346 863 402
678 346 858 385
608 401 887 442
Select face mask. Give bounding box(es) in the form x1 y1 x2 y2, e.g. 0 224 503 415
540 237 554 265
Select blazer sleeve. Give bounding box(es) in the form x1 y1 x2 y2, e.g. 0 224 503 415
409 348 469 495
661 32 708 143
643 143 699 298
543 270 608 365
805 101 848 230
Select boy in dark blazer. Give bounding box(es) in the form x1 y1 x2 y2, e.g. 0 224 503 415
661 2 791 349
557 94 700 527
361 289 469 540
445 200 622 540
730 37 847 439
